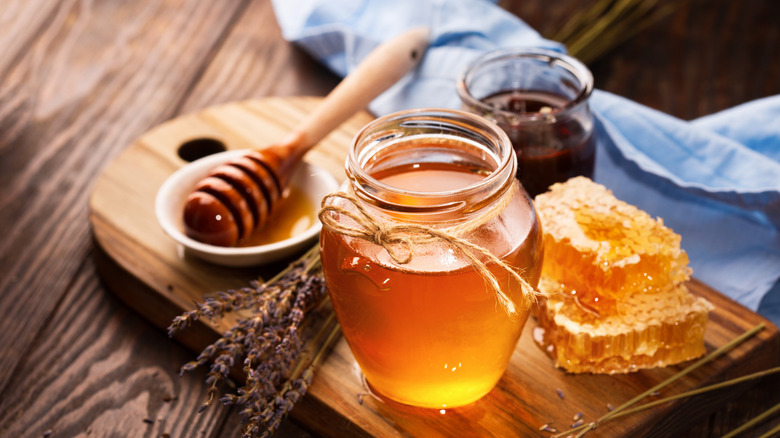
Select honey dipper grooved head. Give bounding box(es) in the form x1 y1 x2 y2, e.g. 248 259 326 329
182 150 285 247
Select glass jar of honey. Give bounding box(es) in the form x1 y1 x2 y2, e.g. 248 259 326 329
319 108 543 409
457 48 595 197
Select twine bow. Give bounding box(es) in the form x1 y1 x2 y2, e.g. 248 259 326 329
318 189 538 316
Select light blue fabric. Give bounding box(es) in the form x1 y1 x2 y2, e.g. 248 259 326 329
271 0 780 326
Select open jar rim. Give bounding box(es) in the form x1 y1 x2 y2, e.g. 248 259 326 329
346 108 518 215
456 48 594 123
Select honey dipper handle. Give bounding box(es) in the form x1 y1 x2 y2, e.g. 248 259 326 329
289 26 429 153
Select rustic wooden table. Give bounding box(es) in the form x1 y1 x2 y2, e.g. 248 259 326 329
1 1 778 437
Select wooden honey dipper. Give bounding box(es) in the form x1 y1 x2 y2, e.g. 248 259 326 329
182 27 429 247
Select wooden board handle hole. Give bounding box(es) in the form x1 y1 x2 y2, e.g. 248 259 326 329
178 138 227 162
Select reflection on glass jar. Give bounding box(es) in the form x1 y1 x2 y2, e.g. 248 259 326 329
457 48 595 197
319 109 544 409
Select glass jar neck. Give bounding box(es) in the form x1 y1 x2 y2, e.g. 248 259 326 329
456 48 594 125
346 109 518 223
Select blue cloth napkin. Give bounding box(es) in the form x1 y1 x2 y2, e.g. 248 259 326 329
272 0 780 326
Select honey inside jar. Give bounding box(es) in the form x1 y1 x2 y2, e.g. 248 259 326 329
320 159 542 408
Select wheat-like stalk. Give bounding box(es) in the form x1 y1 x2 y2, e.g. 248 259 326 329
555 0 693 64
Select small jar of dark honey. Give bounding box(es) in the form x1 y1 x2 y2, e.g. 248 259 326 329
319 109 543 409
457 48 595 197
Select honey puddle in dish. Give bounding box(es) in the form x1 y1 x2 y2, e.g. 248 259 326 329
238 186 315 247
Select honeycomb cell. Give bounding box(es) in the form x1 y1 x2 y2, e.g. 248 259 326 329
534 278 712 374
532 177 712 374
535 177 691 316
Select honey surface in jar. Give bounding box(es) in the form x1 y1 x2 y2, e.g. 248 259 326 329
320 162 542 408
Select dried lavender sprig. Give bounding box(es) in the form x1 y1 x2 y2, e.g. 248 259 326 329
168 287 256 335
227 313 340 438
168 246 321 336
218 292 309 408
170 245 333 437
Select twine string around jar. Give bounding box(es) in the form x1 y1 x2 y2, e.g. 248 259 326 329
318 183 538 317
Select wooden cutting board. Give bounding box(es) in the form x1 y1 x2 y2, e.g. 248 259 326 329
90 97 779 437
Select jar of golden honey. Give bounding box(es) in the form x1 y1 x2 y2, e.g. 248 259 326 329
319 108 543 409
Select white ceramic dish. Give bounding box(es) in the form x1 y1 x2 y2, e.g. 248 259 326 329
155 149 338 267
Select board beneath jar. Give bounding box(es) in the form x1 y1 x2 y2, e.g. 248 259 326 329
89 97 779 437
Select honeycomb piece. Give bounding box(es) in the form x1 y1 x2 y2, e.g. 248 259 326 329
534 177 691 316
534 277 713 374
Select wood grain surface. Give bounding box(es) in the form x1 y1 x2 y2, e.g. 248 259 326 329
1 0 779 437
90 97 780 438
